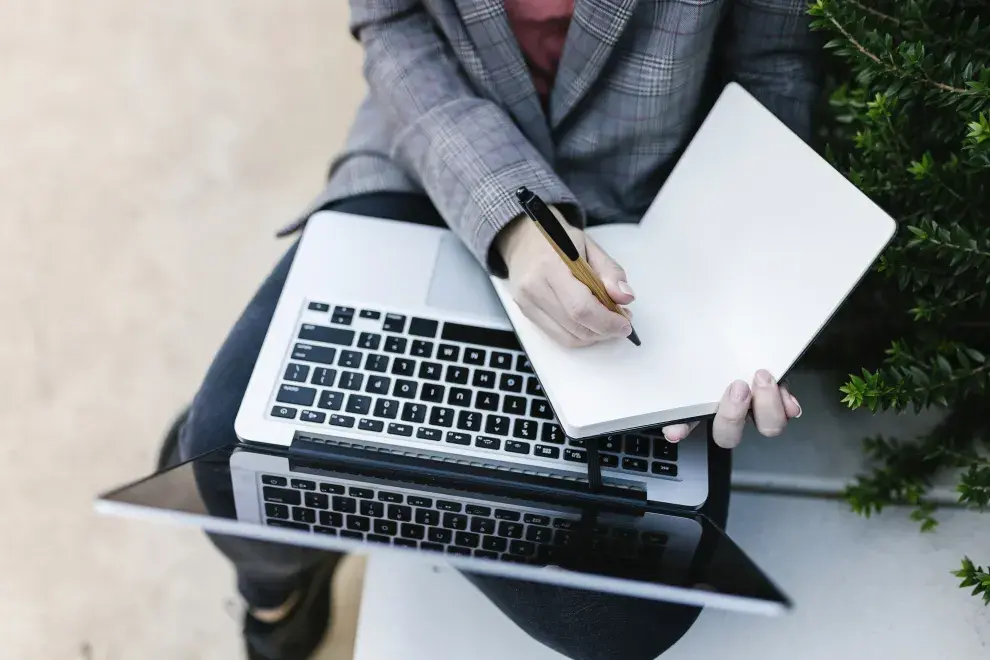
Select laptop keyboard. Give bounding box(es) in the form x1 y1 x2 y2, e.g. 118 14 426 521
260 473 667 565
268 302 678 479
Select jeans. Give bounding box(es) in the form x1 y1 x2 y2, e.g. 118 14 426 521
179 193 732 660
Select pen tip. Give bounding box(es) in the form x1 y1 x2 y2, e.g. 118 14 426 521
627 327 641 347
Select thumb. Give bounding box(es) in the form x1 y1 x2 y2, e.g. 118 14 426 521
585 238 635 304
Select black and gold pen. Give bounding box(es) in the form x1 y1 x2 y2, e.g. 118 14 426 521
514 186 641 347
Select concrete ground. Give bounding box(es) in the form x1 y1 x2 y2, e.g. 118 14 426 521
3 2 987 659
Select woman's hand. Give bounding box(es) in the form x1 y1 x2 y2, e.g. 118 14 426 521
496 208 635 347
661 370 803 448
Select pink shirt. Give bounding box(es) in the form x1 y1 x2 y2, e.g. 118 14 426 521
503 0 575 106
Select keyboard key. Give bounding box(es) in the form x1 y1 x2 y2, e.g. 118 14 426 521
339 372 364 391
497 521 523 538
445 365 469 384
267 519 309 531
516 356 534 373
358 333 381 350
429 528 453 544
319 511 343 526
349 486 372 499
464 348 486 365
265 503 289 519
400 402 427 423
347 515 370 532
393 380 417 398
334 306 355 318
505 440 530 454
415 509 439 525
421 542 445 552
564 448 587 463
383 313 407 333
378 491 403 503
526 525 553 543
509 540 536 556
498 373 523 392
374 520 397 535
436 500 462 512
332 496 356 513
601 434 622 452
331 313 352 325
455 531 480 548
457 410 482 432
530 399 554 419
447 387 472 407
365 353 389 372
373 398 399 419
503 396 526 416
443 513 468 530
359 309 381 320
437 344 460 361
408 317 439 337
600 453 619 468
568 438 586 448
475 550 499 559
441 323 520 350
526 377 543 396
387 423 413 437
337 351 361 369
475 391 499 411
472 370 496 388
314 526 338 536
409 341 432 359
308 302 330 312
475 435 501 450
391 358 415 376
261 475 287 486
298 324 355 346
401 523 426 540
388 504 412 522
534 444 560 459
305 493 329 509
345 394 371 415
284 363 309 382
384 336 407 354
311 367 336 387
421 383 445 402
554 529 575 546
470 518 496 534
651 462 678 477
263 487 300 505
494 509 521 521
653 438 678 461
271 405 297 419
429 406 453 427
553 519 577 530
276 384 316 407
366 534 390 544
482 536 508 552
292 507 316 524
330 414 355 428
489 351 512 369
366 375 390 395
622 457 648 472
318 391 344 410
418 361 441 380
340 530 364 540
417 427 442 441
292 343 337 365
319 483 344 494
291 478 315 490
360 501 384 517
448 546 472 556
466 504 491 516
408 496 433 507
484 415 509 436
625 435 651 457
523 513 550 525
445 432 471 445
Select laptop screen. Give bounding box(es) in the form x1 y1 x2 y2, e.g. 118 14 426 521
95 444 790 615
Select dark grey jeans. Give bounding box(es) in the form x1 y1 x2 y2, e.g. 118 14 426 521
179 193 732 660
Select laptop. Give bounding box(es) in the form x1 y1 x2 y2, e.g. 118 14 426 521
95 443 791 615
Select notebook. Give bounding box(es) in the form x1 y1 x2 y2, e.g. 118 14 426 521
490 83 897 439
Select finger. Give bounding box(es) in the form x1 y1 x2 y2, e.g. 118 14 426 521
528 278 602 342
517 297 594 348
712 380 751 448
751 370 787 437
779 382 803 419
585 238 635 305
547 268 632 338
662 421 699 443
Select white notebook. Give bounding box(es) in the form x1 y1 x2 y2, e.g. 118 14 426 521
490 83 896 439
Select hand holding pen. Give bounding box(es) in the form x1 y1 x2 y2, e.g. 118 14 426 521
494 187 640 347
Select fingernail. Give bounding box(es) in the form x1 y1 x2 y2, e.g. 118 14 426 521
617 280 635 298
730 380 749 401
662 429 680 443
790 394 803 418
755 370 774 386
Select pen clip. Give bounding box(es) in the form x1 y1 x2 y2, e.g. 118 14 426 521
515 187 581 261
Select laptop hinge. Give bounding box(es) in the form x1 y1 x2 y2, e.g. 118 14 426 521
289 434 646 513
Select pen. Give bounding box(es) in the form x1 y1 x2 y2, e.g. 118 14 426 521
514 186 641 347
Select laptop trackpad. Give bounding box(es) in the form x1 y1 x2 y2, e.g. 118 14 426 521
426 234 507 321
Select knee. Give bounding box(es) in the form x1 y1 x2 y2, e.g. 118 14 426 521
179 364 248 460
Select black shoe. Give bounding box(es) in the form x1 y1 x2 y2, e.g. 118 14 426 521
244 557 341 660
157 407 190 470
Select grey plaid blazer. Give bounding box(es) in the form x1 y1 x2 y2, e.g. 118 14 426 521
283 0 820 274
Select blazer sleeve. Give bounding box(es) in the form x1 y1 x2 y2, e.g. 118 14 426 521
350 1 582 275
721 0 823 143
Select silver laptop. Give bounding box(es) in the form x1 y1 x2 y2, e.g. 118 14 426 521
235 210 709 509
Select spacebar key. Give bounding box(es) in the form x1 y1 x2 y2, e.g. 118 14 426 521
298 324 355 346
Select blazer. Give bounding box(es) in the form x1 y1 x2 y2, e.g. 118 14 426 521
281 0 821 275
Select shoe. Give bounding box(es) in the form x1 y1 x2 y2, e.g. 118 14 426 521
157 406 190 470
244 557 341 660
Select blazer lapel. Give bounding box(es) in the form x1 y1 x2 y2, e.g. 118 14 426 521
550 0 640 129
450 0 553 158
